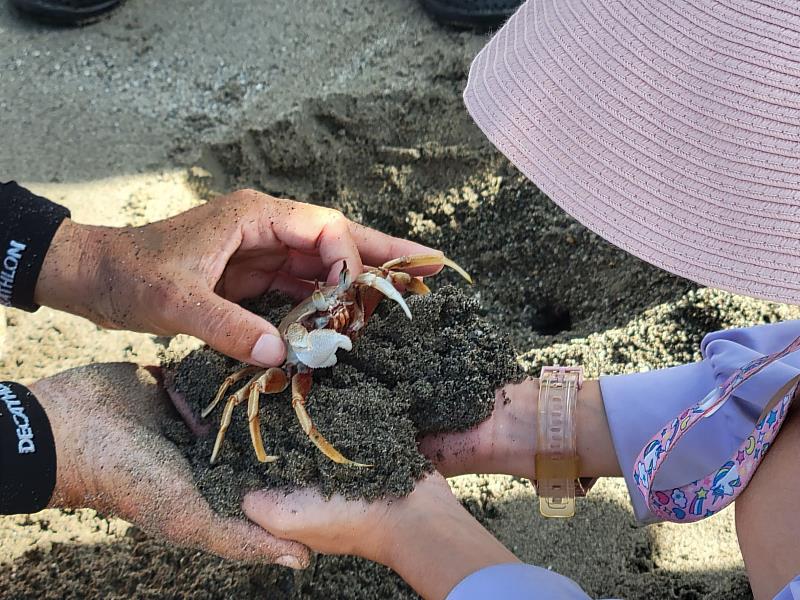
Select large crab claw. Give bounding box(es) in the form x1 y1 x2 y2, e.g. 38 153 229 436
285 323 353 369
354 272 412 319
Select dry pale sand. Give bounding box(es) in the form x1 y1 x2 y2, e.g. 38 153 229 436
1 1 796 598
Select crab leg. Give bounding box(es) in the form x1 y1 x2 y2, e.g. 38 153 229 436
210 392 239 464
202 365 262 419
209 371 263 464
291 372 372 467
247 368 288 463
381 253 473 284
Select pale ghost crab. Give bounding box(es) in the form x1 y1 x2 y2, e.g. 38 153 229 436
201 253 472 467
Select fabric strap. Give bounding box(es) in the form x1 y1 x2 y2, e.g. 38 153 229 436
0 381 57 514
0 181 71 312
633 335 800 523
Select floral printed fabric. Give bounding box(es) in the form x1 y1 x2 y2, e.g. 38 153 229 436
633 336 800 523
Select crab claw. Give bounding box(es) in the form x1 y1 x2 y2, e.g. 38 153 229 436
286 323 353 369
355 272 412 320
381 254 473 284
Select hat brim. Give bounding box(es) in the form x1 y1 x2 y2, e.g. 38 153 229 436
464 0 800 305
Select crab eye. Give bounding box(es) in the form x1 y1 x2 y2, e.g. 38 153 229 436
312 290 328 312
314 315 330 329
337 263 352 292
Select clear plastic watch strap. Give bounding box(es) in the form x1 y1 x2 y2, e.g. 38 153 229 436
535 367 582 518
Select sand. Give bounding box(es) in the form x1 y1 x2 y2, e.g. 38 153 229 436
166 286 523 515
2 0 799 598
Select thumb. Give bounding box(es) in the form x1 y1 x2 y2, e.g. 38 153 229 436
178 290 286 366
195 513 311 567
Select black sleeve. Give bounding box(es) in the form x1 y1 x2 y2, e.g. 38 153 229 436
0 382 57 514
0 181 71 312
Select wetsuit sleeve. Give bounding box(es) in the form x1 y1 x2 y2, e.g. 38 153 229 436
0 382 57 514
600 320 800 524
0 181 71 312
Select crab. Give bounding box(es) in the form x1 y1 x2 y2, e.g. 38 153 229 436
201 253 472 467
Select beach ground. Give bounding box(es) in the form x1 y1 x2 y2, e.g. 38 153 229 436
1 1 794 598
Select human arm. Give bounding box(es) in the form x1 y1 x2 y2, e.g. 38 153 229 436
736 400 800 600
427 320 800 524
2 182 440 366
21 363 309 567
419 377 620 482
239 322 800 598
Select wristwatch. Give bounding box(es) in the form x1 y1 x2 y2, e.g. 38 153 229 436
532 366 597 517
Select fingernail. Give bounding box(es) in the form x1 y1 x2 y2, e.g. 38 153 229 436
250 334 285 366
276 555 303 570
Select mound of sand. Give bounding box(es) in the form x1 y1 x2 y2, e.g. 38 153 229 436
166 286 523 515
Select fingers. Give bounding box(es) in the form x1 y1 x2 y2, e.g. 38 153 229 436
198 513 311 567
242 488 373 557
235 192 444 286
155 472 310 567
162 369 212 437
243 474 459 559
313 211 363 285
226 250 327 284
218 266 317 303
243 487 335 538
257 201 364 285
175 288 286 367
116 419 311 567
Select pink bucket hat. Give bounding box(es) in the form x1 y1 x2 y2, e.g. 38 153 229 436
464 0 800 304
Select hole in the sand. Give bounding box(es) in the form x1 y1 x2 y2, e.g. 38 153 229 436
529 302 573 335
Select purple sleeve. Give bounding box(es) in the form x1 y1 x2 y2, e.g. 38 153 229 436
446 563 596 600
774 576 800 600
600 320 800 524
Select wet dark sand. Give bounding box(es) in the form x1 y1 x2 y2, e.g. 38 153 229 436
167 286 523 516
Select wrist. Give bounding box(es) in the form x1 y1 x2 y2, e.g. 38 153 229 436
484 377 539 479
423 376 620 481
34 219 104 319
495 377 618 479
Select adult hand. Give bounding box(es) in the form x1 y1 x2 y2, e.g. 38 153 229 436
33 362 310 568
244 472 518 600
34 189 440 367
